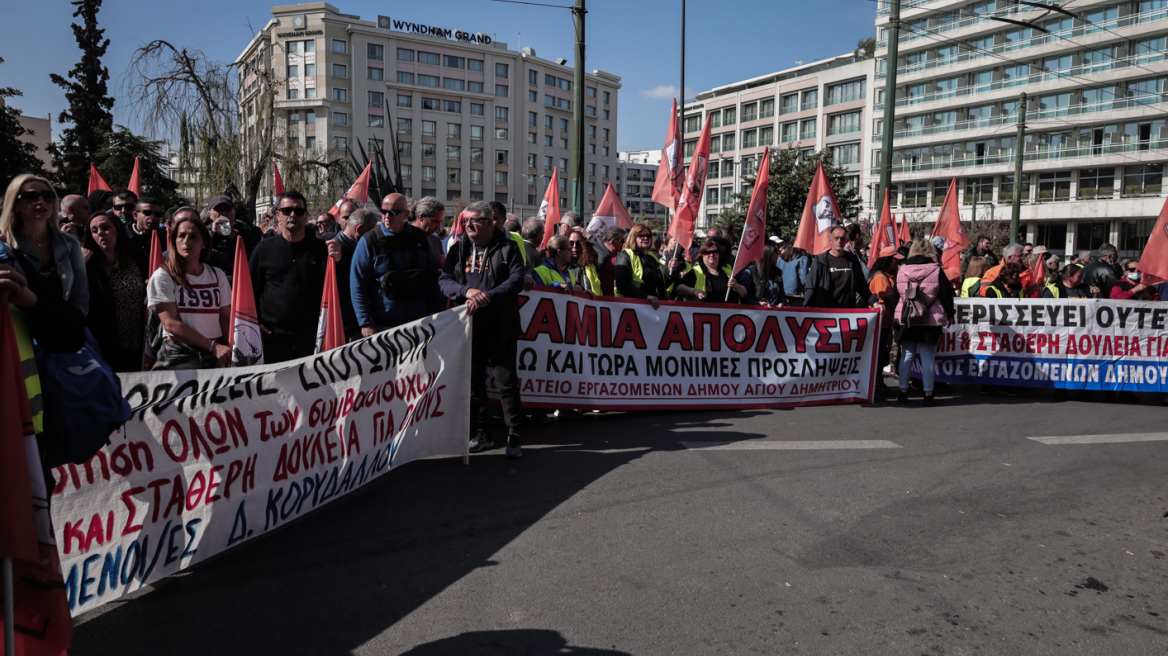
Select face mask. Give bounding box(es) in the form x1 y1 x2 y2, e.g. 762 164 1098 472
1127 271 1141 281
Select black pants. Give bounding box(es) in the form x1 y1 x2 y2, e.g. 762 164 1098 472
469 321 523 438
264 332 316 364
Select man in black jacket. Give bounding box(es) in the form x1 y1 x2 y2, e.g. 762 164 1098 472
1081 243 1120 298
249 190 329 363
804 226 869 308
439 200 525 459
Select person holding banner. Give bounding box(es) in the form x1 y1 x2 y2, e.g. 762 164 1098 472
439 201 525 458
893 239 955 406
674 241 748 304
1042 263 1086 299
805 226 868 309
147 209 233 370
615 223 668 309
533 235 583 291
567 228 599 293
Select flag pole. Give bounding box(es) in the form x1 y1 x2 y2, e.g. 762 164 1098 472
3 557 14 656
726 226 749 302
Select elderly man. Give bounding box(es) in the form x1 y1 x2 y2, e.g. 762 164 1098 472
249 190 329 363
1081 243 1120 299
412 196 447 268
439 200 525 459
328 207 379 339
976 242 1024 291
804 226 868 308
520 218 544 273
350 193 444 335
60 195 91 227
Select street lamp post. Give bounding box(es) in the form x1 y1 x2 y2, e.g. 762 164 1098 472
571 0 587 216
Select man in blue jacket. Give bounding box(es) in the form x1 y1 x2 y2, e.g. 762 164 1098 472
350 193 444 335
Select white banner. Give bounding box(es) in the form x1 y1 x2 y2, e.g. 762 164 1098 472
493 290 879 409
928 298 1168 392
51 309 472 616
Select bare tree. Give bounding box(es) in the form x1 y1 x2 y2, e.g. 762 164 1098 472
124 40 277 216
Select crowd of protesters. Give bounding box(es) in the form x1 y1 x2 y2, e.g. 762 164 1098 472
3 172 1167 462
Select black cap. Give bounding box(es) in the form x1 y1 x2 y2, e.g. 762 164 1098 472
209 195 233 211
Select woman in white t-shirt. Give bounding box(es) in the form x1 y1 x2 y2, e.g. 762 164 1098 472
147 209 233 369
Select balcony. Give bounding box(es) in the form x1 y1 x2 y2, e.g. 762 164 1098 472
825 92 865 106
877 2 1060 48
800 101 818 111
871 138 1168 176
799 130 817 141
828 124 862 136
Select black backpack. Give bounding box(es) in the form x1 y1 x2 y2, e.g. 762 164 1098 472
371 230 430 300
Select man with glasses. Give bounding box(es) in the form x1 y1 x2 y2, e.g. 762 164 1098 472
350 193 444 337
1110 261 1160 301
248 190 329 363
126 197 166 270
315 211 340 240
412 196 447 269
439 200 526 459
112 190 138 225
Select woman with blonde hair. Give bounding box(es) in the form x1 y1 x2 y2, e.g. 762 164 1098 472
0 174 89 313
614 223 668 309
146 207 233 370
894 238 955 406
961 256 990 298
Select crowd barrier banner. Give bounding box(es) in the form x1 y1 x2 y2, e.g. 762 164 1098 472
927 298 1168 392
493 289 879 410
51 309 472 617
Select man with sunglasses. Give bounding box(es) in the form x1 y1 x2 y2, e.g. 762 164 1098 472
439 200 526 459
125 197 166 271
1110 262 1161 301
248 190 329 363
350 193 444 337
111 190 138 225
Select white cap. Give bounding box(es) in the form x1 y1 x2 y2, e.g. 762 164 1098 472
769 236 784 244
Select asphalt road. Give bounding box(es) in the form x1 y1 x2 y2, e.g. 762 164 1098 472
71 386 1168 655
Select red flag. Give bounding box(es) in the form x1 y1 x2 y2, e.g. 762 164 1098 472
869 188 897 270
669 116 712 254
930 179 970 282
651 98 684 211
590 184 634 232
141 230 165 368
731 147 770 277
1137 196 1168 286
315 258 346 353
1025 252 1046 298
793 162 842 255
0 307 74 656
87 163 112 195
127 156 142 197
538 167 562 249
898 212 911 245
273 161 286 205
328 162 372 217
229 235 264 366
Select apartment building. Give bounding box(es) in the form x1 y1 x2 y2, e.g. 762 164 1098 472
615 150 666 220
874 0 1168 257
683 55 877 228
236 3 621 216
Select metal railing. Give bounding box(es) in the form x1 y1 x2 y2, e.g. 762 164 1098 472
828 124 862 136
800 101 818 111
825 92 866 106
799 130 817 140
877 1 1061 49
870 138 1168 175
779 104 800 115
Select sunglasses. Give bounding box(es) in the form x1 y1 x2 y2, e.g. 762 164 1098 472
380 208 406 217
277 206 307 217
113 203 132 212
569 242 583 248
17 190 55 204
137 209 160 217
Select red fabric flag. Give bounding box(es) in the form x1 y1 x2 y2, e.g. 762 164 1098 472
315 258 346 353
0 307 74 656
141 230 165 368
731 147 771 277
898 212 911 245
229 235 264 366
869 188 897 270
1025 252 1046 298
793 162 842 255
589 184 634 232
538 167 562 250
86 163 111 195
127 156 142 197
930 179 970 282
328 162 372 217
1137 195 1168 286
273 161 286 205
650 98 684 212
669 116 712 254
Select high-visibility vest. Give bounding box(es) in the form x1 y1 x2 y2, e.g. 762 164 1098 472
691 265 738 302
509 231 528 267
615 248 643 298
581 264 601 294
1044 282 1061 298
12 307 43 434
983 284 1022 299
534 264 577 288
960 277 982 298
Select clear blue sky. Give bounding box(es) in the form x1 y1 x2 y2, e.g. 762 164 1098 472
5 0 878 152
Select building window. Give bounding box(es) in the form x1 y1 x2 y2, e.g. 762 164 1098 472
1078 168 1114 199
495 171 508 185
602 165 609 178
496 128 509 139
529 111 538 126
447 145 462 160
585 105 596 116
332 39 347 53
496 150 509 165
470 103 484 116
826 79 866 105
368 67 383 81
472 148 484 163
558 78 572 91
528 90 537 101
1121 218 1155 252
963 177 993 204
305 88 316 99
544 156 553 169
421 166 436 182
398 118 412 134
546 74 556 87
588 125 596 138
368 91 384 108
496 107 509 121
368 43 383 61
332 64 347 78
742 103 758 122
999 174 1031 204
742 129 757 149
760 99 774 119
446 168 460 184
422 144 437 158
760 127 774 145
780 94 798 114
305 136 316 149
333 112 347 126
528 132 536 144
684 140 696 157
369 114 385 128
418 51 439 65
418 74 440 87
496 63 509 78
332 88 348 102
1037 171 1071 202
603 91 611 104
422 97 440 110
443 100 461 113
722 134 735 152
399 165 412 181
588 143 595 154
602 128 610 141
496 84 509 97
781 122 798 143
1075 221 1110 251
828 111 861 136
397 72 414 84
1033 222 1068 251
443 78 465 91
397 48 414 61
800 118 816 140
545 94 555 106
398 142 412 157
287 64 299 78
528 70 538 84
707 187 719 206
448 123 462 138
397 94 412 108
469 59 484 71
470 169 484 185
902 181 929 208
586 86 596 98
443 55 464 69
471 126 484 140
422 120 436 136
560 138 569 149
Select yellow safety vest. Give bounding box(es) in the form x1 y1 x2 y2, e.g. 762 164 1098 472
509 231 528 267
691 265 739 302
582 264 601 294
11 307 44 434
960 277 981 298
534 264 577 288
1044 282 1061 298
615 248 643 298
983 284 1022 299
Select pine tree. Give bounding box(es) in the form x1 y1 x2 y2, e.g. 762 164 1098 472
48 0 115 194
0 58 49 186
95 126 182 207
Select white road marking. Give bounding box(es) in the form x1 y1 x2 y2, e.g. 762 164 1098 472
1028 432 1168 445
682 440 901 451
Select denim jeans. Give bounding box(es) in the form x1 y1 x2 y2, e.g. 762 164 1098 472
899 340 937 392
